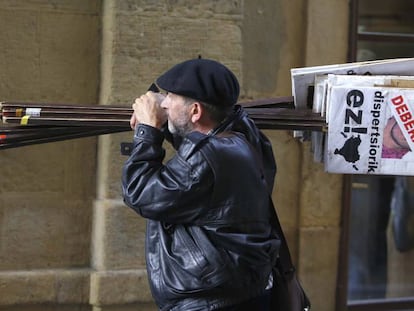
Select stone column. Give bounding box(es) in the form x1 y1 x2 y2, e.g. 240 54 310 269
90 1 243 310
89 1 154 310
299 1 350 311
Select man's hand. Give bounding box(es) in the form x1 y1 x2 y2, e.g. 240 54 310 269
130 91 167 130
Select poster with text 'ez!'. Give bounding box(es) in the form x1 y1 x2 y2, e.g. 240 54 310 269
325 86 414 175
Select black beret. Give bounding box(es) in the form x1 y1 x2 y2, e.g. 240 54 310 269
156 59 240 107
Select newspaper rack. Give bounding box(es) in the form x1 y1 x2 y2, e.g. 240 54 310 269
3 57 414 176
291 57 414 175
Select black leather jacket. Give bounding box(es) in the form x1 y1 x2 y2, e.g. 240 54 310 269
122 105 280 311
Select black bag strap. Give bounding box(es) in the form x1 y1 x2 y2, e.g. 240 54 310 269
269 197 295 276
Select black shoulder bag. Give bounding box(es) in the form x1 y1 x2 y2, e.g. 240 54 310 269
269 198 311 311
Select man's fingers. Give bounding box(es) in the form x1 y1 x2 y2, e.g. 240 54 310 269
130 114 137 130
131 93 166 129
130 99 141 129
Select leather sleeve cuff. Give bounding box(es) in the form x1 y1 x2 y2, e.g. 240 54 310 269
134 124 164 145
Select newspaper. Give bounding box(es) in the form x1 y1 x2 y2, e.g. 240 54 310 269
290 58 414 142
325 85 414 175
309 73 414 164
289 58 414 174
322 74 414 125
291 58 414 110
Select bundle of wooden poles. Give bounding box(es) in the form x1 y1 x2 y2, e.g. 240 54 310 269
0 97 326 150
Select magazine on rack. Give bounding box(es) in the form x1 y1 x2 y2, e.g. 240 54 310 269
290 58 414 146
291 58 414 110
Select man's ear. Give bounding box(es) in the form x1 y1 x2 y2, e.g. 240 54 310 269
190 102 203 123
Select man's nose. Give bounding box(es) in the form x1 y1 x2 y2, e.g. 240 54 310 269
160 98 168 109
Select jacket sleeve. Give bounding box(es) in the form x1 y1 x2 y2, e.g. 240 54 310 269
122 124 214 223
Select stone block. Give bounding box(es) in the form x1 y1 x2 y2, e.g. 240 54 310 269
96 133 132 200
266 131 301 222
305 0 349 65
92 200 146 270
0 269 89 305
0 270 54 305
107 16 242 104
89 269 152 306
55 270 91 304
300 143 343 228
115 0 242 17
0 9 41 100
0 305 91 311
0 195 91 270
92 303 157 311
298 226 340 311
37 11 100 103
262 131 302 260
0 2 100 103
0 1 100 13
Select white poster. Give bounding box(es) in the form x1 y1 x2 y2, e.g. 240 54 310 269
325 86 414 175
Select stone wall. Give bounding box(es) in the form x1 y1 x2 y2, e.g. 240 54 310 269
0 1 101 310
0 1 350 311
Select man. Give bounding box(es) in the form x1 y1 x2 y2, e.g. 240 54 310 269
122 59 280 311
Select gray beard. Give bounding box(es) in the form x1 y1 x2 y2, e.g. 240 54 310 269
168 121 194 138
